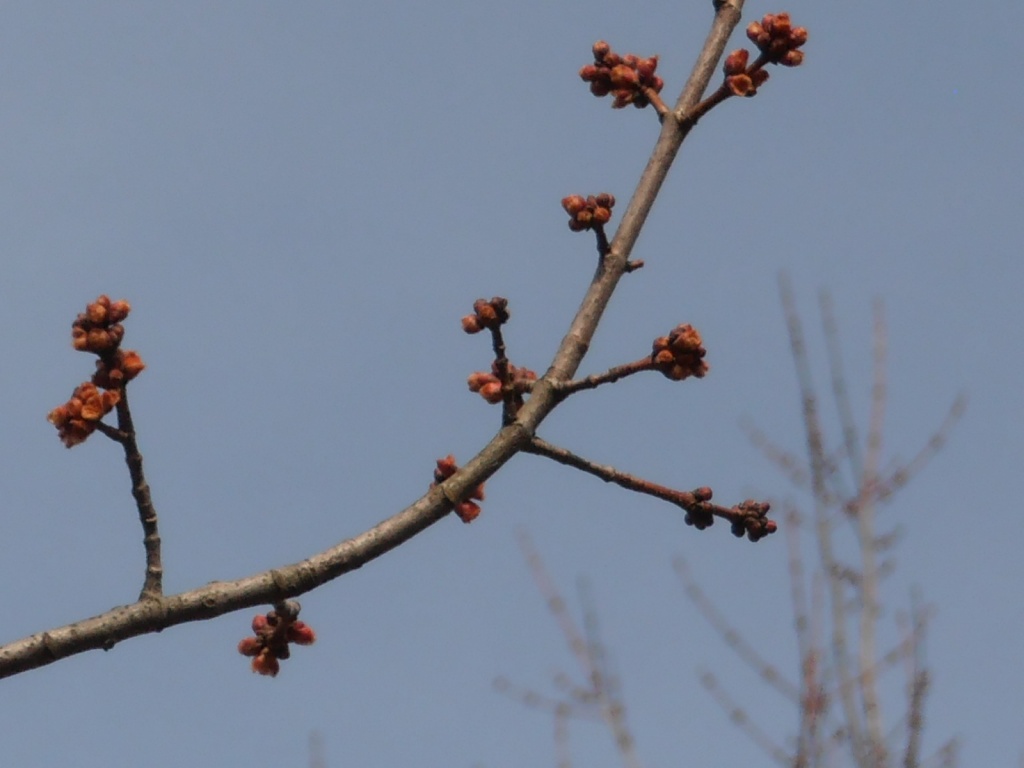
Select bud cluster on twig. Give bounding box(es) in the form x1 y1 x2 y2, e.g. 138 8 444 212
237 601 316 677
461 297 510 335
47 295 146 447
579 41 665 111
562 193 616 233
468 362 537 405
724 12 807 98
747 12 807 66
432 455 486 523
652 324 708 381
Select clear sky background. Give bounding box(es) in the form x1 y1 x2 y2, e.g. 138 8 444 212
1 2 1021 766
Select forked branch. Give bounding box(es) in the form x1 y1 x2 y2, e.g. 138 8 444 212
3 1 810 680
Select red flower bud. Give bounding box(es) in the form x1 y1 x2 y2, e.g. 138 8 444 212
636 56 658 80
609 64 639 89
723 48 749 75
251 650 280 677
286 621 317 646
238 637 262 656
780 49 804 67
561 195 587 216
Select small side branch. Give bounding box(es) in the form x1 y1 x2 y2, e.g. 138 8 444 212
553 357 653 397
112 390 163 600
525 436 774 540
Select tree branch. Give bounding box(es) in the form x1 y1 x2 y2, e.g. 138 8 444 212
0 1 749 680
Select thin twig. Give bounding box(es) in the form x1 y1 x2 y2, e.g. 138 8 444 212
554 358 654 398
779 273 866 760
856 299 887 764
867 394 966 507
902 591 928 768
698 668 792 766
114 390 163 601
526 436 772 536
820 290 862 499
674 557 800 702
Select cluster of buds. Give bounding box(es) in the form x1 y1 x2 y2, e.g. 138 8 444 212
579 41 664 109
432 455 486 523
723 49 770 98
71 295 132 353
461 297 509 334
652 324 708 381
467 362 537 404
92 348 146 389
682 490 776 541
47 383 121 448
237 601 316 677
562 193 615 232
722 13 807 98
747 12 807 66
731 500 776 542
47 295 146 447
684 486 716 530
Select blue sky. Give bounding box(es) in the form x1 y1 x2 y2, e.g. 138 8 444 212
1 2 1021 766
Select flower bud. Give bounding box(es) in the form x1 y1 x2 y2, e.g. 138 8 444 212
781 50 804 67
238 637 262 656
561 195 587 216
723 48 749 75
609 64 639 89
636 56 658 80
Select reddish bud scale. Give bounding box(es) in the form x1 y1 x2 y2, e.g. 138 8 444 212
781 50 804 67
636 56 658 81
238 637 262 656
286 621 317 645
434 455 458 480
561 195 587 215
480 381 503 403
612 90 634 109
456 501 481 523
251 651 280 677
467 371 492 392
609 64 639 88
724 48 749 76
